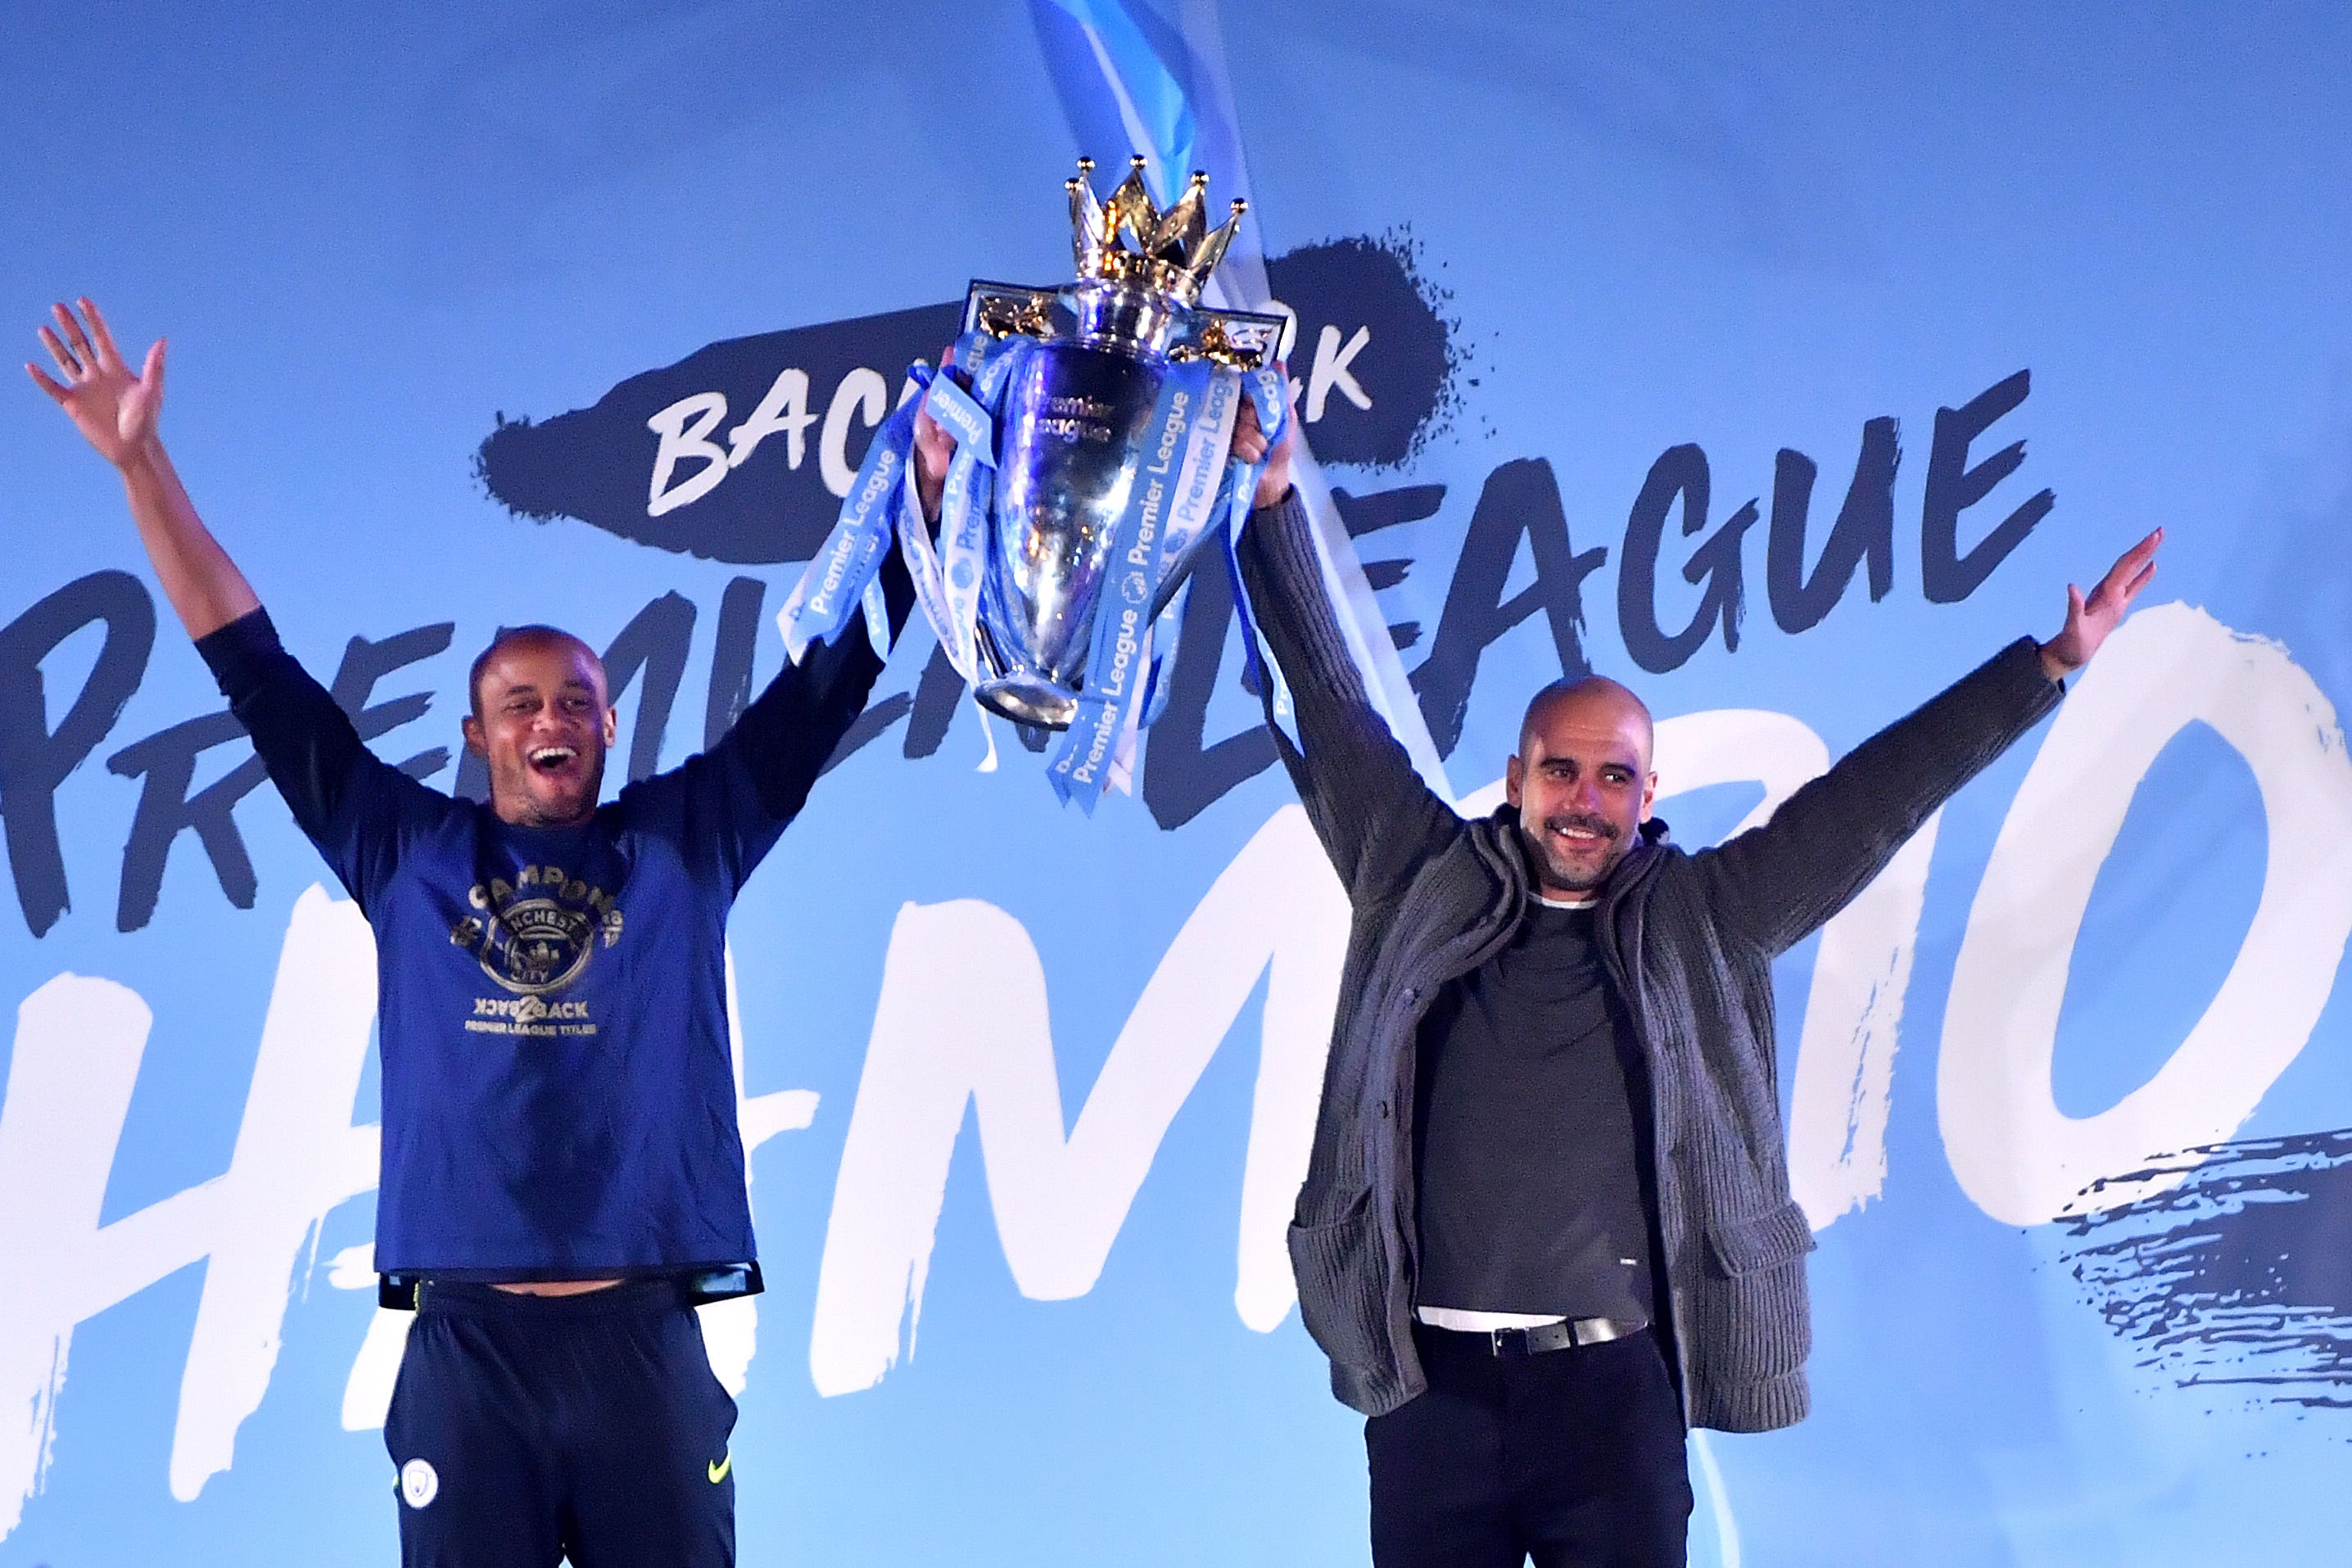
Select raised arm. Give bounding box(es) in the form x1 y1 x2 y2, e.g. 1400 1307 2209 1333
656 548 917 898
1696 528 2163 955
29 300 434 902
28 300 259 639
1228 410 1461 905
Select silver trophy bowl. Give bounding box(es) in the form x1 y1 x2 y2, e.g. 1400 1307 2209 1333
951 159 1283 731
973 282 1178 730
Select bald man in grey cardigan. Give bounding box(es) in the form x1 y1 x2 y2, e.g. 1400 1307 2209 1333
1228 405 2159 1568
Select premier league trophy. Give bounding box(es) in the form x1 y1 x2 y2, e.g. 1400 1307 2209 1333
780 156 1291 810
957 157 1285 731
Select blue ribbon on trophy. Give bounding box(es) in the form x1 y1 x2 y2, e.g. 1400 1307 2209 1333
910 336 1034 684
1217 362 1297 738
780 155 1290 806
1047 354 1224 807
776 384 920 663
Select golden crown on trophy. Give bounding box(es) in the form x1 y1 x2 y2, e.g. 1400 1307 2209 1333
1066 155 1247 306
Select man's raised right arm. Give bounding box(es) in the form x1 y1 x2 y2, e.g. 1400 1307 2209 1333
29 300 411 879
29 300 259 639
1229 415 1459 903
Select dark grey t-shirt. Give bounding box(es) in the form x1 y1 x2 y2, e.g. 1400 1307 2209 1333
1411 897 1657 1322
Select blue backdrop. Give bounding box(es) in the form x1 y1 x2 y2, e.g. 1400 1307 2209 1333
3 4 2350 1564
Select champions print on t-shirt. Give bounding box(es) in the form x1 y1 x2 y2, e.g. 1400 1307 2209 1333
449 863 625 1037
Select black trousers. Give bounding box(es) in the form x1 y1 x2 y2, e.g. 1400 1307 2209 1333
385 1278 739 1568
1365 1325 1691 1568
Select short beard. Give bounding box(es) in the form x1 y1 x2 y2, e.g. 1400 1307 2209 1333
1517 816 1624 896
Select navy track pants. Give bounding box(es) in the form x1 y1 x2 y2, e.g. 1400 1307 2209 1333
385 1278 738 1567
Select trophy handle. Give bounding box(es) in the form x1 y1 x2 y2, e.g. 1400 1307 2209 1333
961 281 1286 370
1165 307 1287 370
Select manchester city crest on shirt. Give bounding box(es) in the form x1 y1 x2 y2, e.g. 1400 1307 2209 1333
482 896 595 992
450 865 624 998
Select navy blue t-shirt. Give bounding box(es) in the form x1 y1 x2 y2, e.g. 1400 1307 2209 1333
197 600 896 1281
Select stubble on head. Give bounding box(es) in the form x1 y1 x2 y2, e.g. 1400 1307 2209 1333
1506 676 1657 897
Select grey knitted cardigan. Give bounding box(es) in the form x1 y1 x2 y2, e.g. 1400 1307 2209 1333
1237 492 2062 1430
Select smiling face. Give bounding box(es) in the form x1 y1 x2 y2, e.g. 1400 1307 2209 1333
1504 676 1658 897
461 630 617 829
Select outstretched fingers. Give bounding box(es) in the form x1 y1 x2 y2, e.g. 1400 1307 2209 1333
25 360 70 403
50 301 95 368
2105 528 2162 590
79 297 124 373
2093 527 2162 614
36 322 81 377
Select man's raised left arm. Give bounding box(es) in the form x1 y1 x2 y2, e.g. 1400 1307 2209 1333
1696 528 2163 956
663 549 917 896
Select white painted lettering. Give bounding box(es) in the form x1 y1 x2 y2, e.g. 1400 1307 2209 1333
1305 323 1373 423
1940 605 2352 1224
807 806 1348 1394
727 368 816 472
645 391 731 517
820 369 890 499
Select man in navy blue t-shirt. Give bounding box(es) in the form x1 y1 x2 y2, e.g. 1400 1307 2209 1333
31 298 914 1566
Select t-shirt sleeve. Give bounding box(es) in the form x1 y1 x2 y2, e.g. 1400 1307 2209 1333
194 608 444 908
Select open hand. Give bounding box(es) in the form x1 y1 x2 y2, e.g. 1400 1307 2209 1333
1231 361 1296 510
2040 527 2162 679
27 299 164 472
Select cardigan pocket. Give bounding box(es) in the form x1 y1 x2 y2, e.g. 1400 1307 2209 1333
1705 1199 1817 1277
1287 1187 1386 1370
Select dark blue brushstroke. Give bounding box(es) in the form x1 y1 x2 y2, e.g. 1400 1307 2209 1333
2061 1128 2352 1412
474 301 961 567
471 238 1455 565
1264 234 1459 468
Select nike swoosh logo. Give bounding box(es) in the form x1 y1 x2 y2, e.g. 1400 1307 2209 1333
708 1454 731 1484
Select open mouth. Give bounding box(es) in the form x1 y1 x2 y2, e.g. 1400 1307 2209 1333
528 746 579 775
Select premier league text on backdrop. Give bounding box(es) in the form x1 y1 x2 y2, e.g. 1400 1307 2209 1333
4 361 2050 935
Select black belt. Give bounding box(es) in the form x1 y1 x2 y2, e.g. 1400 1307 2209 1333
380 1263 762 1310
1417 1314 1645 1358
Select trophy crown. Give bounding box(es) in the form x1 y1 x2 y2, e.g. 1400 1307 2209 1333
1065 156 1247 306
